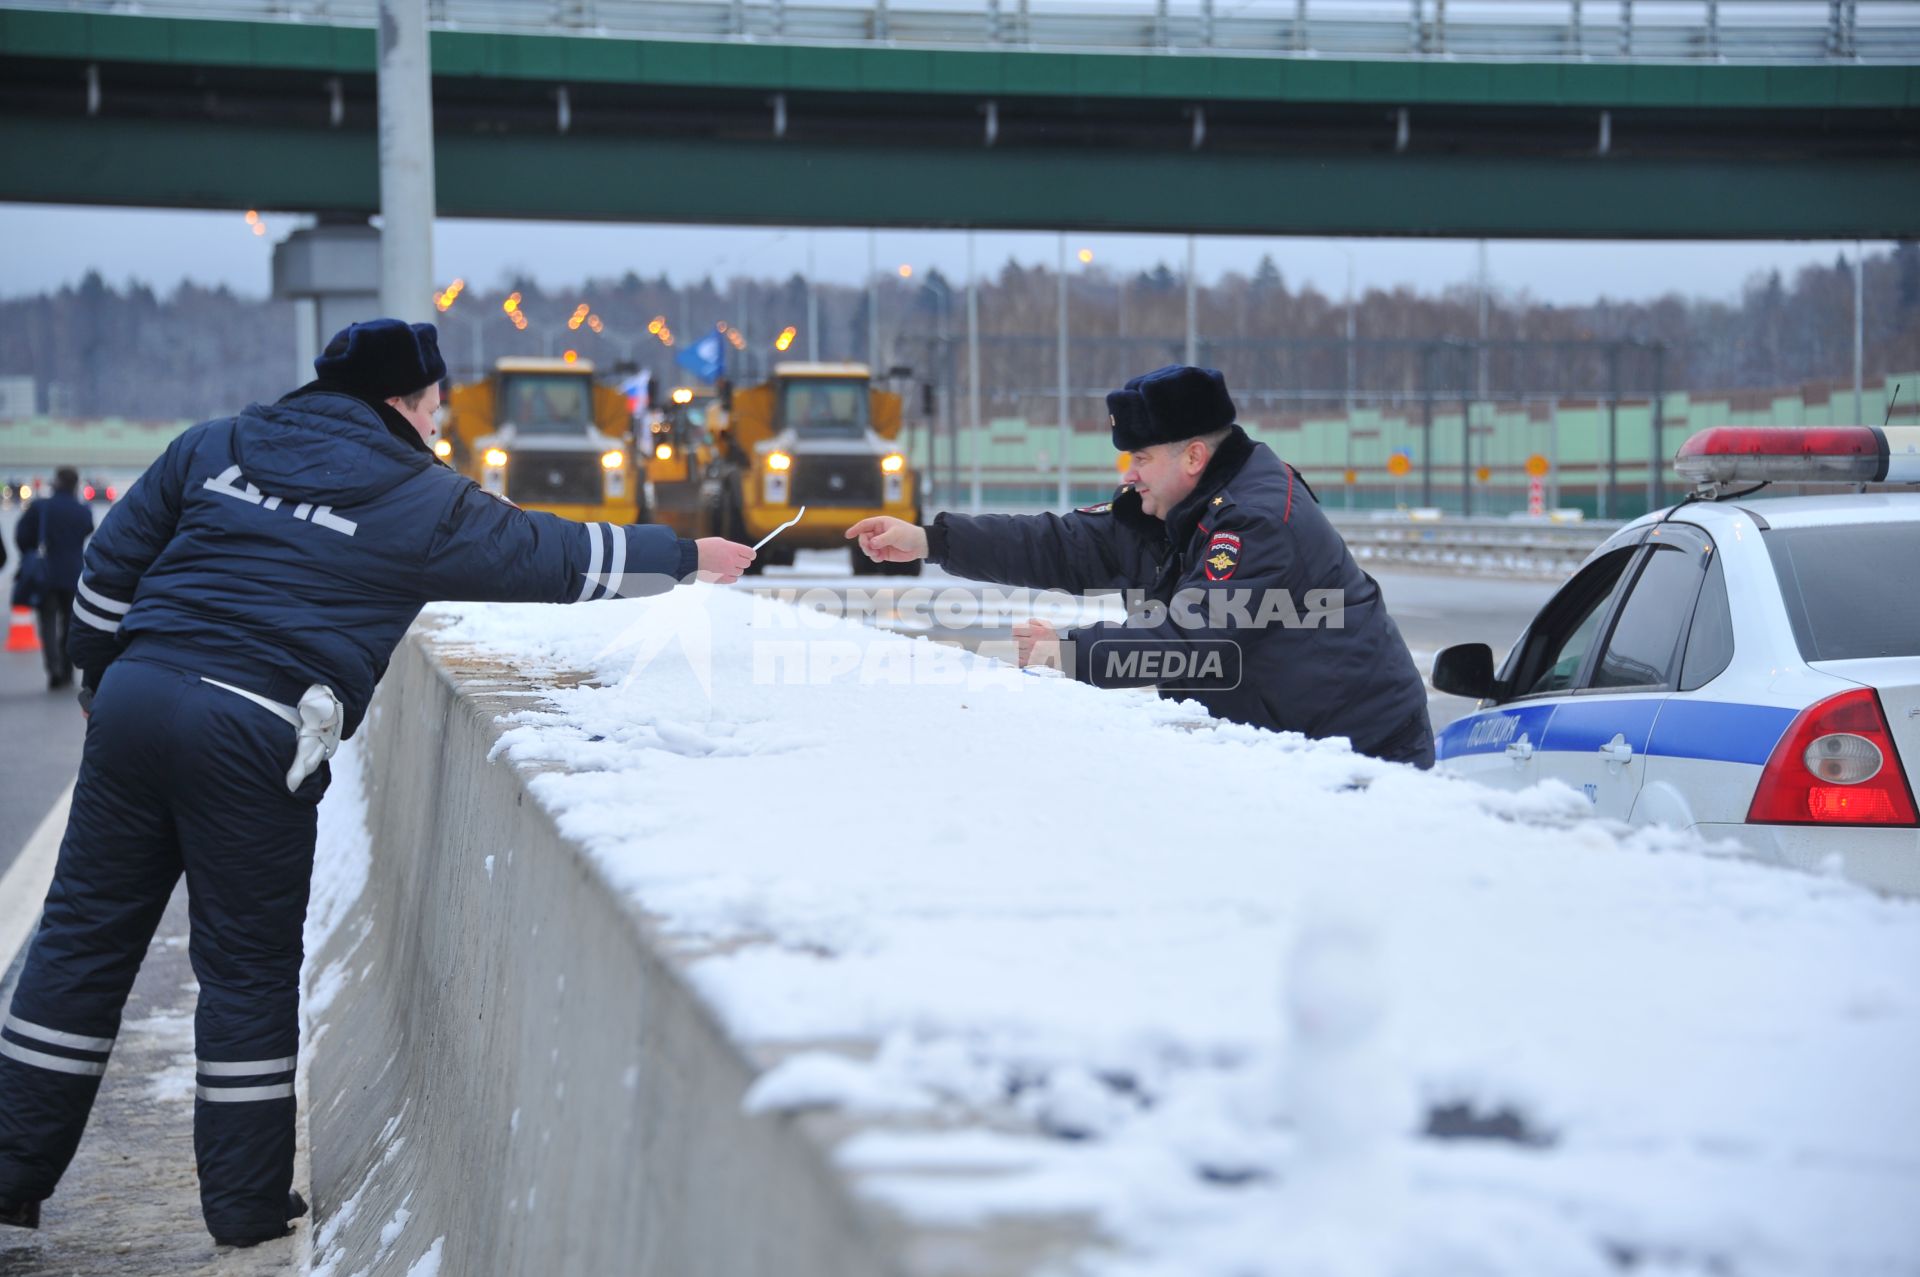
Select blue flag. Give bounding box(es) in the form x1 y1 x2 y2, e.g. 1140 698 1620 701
676 330 727 383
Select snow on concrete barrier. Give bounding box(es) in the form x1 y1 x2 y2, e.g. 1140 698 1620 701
299 633 977 1276
304 583 1920 1276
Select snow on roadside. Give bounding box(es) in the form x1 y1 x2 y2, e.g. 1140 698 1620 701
303 732 378 1277
427 585 1920 1276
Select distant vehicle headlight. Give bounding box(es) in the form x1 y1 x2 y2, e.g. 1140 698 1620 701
767 451 793 472
601 449 624 471
432 438 453 459
483 448 509 468
880 453 905 474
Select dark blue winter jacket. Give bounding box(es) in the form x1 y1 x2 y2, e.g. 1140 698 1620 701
928 425 1429 755
15 489 95 592
69 388 696 736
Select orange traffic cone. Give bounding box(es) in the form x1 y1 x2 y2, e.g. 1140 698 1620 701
6 606 39 652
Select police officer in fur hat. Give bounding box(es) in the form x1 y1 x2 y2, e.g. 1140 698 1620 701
848 365 1432 766
0 320 754 1247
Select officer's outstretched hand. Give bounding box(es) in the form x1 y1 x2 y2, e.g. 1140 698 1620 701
1013 618 1063 671
696 537 756 584
845 516 928 564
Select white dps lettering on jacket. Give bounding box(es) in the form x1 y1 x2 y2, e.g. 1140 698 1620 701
204 465 358 536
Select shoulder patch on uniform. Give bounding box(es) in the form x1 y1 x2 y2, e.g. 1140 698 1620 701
1204 530 1242 581
1076 501 1114 515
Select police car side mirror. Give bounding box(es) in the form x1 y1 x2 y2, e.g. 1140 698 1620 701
1431 643 1495 700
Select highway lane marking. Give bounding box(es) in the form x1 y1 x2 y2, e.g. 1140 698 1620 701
0 780 72 974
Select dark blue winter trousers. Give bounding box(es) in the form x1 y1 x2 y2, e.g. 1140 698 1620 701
0 654 328 1240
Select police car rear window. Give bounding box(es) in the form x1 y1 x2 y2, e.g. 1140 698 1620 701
1766 524 1920 661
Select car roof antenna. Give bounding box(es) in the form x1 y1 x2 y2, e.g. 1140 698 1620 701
1885 384 1902 428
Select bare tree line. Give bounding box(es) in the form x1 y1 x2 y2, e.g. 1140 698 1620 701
3 243 1915 424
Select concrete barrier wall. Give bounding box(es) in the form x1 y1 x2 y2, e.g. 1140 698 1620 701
304 631 912 1276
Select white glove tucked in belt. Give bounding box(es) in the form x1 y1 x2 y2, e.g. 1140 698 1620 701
202 678 343 792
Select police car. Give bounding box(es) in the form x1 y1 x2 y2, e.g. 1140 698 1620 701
1432 424 1920 895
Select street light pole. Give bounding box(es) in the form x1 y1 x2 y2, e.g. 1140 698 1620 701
1854 241 1866 423
868 230 880 371
1344 250 1356 510
1057 233 1070 509
1184 234 1198 366
967 231 983 515
807 232 820 363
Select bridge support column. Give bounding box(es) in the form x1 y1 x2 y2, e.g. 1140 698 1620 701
272 219 382 388
377 0 436 323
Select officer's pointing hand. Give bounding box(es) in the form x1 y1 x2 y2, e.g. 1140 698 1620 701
844 516 928 563
1012 618 1062 671
695 537 756 584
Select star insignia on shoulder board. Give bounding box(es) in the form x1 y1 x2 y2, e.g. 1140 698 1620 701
1211 496 1224 506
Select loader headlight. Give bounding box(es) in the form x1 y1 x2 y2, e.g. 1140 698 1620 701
880 453 905 474
654 443 674 461
601 449 624 471
767 451 792 472
483 448 509 468
432 438 453 459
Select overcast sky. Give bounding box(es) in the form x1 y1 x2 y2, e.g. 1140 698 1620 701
0 204 1885 309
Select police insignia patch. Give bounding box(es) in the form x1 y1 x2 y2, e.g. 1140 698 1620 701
1077 501 1114 515
1203 531 1241 581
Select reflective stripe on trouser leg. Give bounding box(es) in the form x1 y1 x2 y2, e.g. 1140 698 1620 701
0 658 186 1203
175 674 325 1240
196 1057 297 1103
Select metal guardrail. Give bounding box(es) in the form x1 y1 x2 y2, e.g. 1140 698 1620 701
1329 512 1617 576
9 0 1917 62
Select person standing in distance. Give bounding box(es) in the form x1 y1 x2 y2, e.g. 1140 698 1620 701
847 365 1432 767
14 465 96 689
0 319 753 1247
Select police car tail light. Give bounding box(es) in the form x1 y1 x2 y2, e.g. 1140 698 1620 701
1675 425 1920 487
1804 733 1882 785
1747 688 1918 827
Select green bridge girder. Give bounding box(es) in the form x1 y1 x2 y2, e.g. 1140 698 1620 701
2 9 1917 238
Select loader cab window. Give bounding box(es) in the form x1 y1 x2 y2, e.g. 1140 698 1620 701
779 381 868 439
501 374 592 434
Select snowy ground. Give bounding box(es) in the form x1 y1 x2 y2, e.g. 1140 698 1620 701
341 582 1920 1276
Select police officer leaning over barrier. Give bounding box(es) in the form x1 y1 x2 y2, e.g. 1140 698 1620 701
0 320 755 1247
848 365 1434 767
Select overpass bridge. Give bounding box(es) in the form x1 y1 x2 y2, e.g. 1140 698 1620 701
0 0 1916 237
